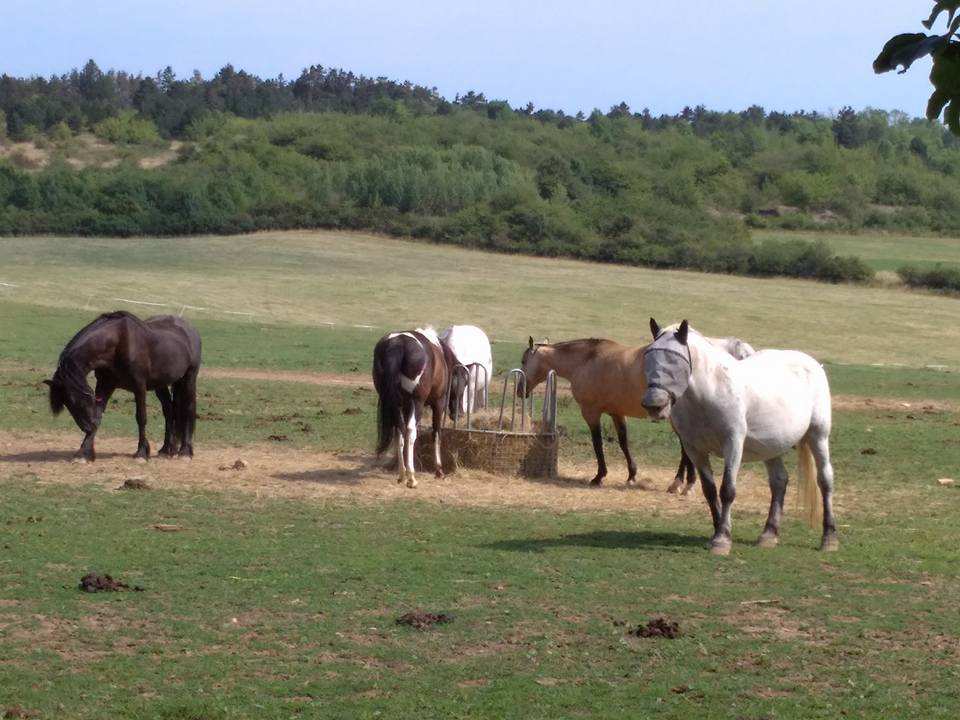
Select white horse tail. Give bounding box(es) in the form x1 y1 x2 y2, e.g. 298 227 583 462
797 441 822 529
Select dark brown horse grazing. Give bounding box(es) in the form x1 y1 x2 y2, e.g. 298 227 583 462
45 311 202 462
372 327 455 488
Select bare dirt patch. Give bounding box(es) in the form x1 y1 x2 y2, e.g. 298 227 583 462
0 431 782 516
201 367 373 388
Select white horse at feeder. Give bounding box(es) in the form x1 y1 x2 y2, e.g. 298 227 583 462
641 319 837 556
440 325 493 420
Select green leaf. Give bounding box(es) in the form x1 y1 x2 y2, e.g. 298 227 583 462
930 43 960 94
927 89 950 119
945 100 960 133
873 33 948 74
922 1 960 30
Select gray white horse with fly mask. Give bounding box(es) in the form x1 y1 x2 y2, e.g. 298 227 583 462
641 319 837 555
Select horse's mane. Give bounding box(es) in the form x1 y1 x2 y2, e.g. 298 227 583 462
62 310 145 353
56 311 145 400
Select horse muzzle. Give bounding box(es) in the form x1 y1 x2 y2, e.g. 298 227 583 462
641 388 672 421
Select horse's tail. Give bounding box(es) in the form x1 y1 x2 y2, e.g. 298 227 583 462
373 340 406 456
796 441 822 529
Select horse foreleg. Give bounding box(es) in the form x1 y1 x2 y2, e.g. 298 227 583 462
758 457 788 548
76 377 114 463
74 430 97 463
611 415 637 485
133 386 150 461
155 386 177 457
667 445 690 494
712 442 743 556
695 456 723 546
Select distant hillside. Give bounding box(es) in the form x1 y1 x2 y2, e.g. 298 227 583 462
4 60 960 285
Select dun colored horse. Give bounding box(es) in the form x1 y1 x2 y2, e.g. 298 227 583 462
45 311 202 462
519 334 755 488
373 327 455 488
641 319 836 554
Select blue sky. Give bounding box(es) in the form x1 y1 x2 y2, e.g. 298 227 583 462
2 1 936 116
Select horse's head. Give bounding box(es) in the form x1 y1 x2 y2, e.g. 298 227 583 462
519 336 550 398
44 364 99 434
642 318 693 421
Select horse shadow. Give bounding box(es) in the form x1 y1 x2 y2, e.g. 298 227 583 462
0 448 128 463
272 453 382 486
482 529 705 554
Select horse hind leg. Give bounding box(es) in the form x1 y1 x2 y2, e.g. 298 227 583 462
611 415 638 485
403 401 419 488
395 427 406 484
758 457 788 548
133 385 150 461
582 409 607 486
808 432 839 552
431 398 444 479
174 368 198 459
155 386 178 457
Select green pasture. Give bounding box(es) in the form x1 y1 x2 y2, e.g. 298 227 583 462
756 229 960 273
2 230 960 367
1 231 959 718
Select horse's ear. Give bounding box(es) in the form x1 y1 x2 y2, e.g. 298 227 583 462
528 336 534 350
677 320 689 345
649 318 661 339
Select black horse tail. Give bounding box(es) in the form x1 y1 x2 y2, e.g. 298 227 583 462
374 341 407 456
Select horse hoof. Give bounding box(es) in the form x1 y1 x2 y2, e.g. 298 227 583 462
177 455 192 462
820 535 840 552
589 477 604 486
709 541 732 556
757 534 779 549
71 456 89 465
406 477 418 489
434 470 444 479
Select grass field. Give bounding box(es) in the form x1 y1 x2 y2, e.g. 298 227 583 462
1 230 959 719
755 229 960 273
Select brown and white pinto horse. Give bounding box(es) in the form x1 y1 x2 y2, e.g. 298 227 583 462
373 327 455 488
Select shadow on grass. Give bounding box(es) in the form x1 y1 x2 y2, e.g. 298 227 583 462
273 452 382 485
0 448 128 463
483 529 705 554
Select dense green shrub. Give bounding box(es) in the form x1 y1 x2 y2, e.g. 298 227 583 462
93 111 162 145
898 264 960 293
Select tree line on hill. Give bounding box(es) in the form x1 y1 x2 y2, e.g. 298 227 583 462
3 60 960 289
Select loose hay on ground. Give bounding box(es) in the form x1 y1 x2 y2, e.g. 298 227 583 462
0 431 790 516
